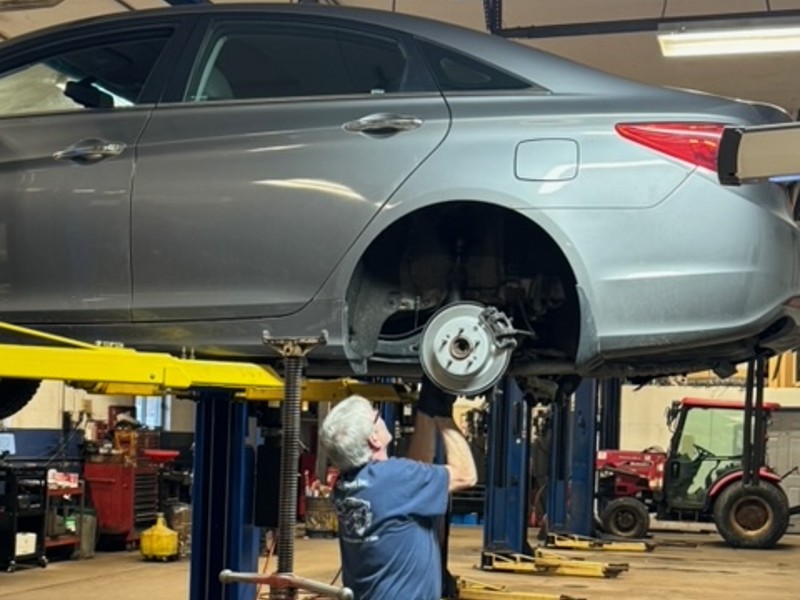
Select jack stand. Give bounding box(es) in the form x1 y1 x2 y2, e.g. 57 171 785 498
455 577 585 600
220 333 352 600
263 333 327 600
481 549 628 578
545 532 654 553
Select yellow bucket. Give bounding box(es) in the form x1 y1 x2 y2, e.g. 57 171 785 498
140 513 179 561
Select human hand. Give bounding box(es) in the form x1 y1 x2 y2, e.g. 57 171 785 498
417 376 456 418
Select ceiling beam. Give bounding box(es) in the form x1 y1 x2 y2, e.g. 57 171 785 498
491 9 800 39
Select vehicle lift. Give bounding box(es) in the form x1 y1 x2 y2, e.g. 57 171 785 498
479 377 633 580
0 323 589 600
478 354 777 568
541 379 651 553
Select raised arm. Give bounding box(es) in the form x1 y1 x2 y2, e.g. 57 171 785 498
435 416 478 492
406 410 437 463
409 377 478 492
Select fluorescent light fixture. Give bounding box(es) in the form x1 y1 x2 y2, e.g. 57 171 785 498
658 17 800 57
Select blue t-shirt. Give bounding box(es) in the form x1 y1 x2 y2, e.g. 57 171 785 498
333 458 449 600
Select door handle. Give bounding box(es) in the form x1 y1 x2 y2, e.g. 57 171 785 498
53 139 127 164
343 113 423 135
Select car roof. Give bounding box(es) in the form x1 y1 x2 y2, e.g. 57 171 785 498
0 2 665 97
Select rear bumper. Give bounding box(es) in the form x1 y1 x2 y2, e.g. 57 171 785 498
544 172 800 373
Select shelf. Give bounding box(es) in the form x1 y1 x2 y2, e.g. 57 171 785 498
45 536 79 549
47 487 83 497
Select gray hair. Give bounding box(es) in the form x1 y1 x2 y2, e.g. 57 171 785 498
319 394 375 472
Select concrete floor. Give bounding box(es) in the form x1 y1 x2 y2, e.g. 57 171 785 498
1 528 798 600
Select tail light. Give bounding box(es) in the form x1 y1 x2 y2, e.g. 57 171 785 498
615 123 725 172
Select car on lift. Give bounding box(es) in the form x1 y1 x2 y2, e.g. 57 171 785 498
596 397 794 549
1 4 800 417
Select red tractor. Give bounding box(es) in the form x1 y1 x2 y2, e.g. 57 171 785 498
596 397 792 549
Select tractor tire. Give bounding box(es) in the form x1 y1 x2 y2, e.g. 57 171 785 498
600 497 650 539
0 379 41 420
713 481 790 549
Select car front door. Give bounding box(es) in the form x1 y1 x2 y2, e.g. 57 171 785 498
132 16 450 320
0 25 183 323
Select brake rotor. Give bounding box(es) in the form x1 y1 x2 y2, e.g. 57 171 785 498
419 302 516 396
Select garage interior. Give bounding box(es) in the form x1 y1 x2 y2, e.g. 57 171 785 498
1 1 800 600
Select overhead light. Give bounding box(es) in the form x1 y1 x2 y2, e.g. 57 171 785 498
658 17 800 57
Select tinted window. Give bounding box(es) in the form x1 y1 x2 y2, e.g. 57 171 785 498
0 33 171 116
417 40 532 92
186 21 432 102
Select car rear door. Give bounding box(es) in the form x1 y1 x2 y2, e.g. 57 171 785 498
0 20 191 324
131 14 450 321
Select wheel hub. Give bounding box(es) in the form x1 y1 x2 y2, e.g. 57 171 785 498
615 511 636 531
734 498 770 532
419 302 516 395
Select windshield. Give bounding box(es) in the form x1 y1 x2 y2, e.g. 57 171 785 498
681 407 744 458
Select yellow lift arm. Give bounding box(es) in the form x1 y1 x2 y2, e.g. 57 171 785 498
0 322 403 402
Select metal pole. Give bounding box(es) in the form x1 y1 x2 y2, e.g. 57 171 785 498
742 360 755 486
752 355 766 480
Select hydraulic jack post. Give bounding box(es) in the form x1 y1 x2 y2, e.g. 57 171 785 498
546 380 596 538
543 380 649 553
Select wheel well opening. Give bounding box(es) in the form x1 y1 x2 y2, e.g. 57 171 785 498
345 201 579 367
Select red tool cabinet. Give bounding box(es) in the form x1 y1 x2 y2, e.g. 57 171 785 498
84 462 158 548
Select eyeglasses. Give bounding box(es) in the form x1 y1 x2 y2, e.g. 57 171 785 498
372 407 381 424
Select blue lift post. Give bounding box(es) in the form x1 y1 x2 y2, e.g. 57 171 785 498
481 377 532 562
190 390 259 600
599 379 621 452
546 379 597 538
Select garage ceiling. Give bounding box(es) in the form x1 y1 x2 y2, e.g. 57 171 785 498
1 0 799 116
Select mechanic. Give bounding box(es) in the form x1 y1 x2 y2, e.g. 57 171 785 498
319 382 478 600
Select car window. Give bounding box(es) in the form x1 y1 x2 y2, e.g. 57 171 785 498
186 21 433 102
416 39 534 92
0 33 171 117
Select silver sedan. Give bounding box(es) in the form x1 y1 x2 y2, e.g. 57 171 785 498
0 4 798 410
